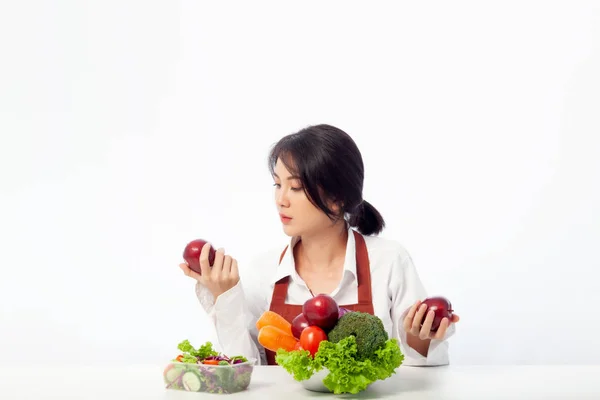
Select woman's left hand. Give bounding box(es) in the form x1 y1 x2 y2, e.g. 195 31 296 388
403 300 460 340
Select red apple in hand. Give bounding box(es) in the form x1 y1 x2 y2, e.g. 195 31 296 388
291 313 310 339
302 294 339 332
183 239 216 275
422 296 454 332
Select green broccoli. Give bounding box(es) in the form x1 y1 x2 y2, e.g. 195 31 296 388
327 311 389 361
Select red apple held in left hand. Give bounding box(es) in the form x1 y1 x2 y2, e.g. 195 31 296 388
183 239 216 275
422 296 454 332
302 294 339 332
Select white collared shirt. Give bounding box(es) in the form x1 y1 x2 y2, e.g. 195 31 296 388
195 226 455 366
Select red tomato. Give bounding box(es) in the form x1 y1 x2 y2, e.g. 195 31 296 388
202 359 219 365
299 326 327 356
294 341 303 351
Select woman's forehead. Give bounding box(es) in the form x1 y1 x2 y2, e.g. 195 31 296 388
273 157 300 179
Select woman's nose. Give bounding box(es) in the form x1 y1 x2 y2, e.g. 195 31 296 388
276 190 290 207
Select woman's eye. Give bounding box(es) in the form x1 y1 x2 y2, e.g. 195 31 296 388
273 183 302 191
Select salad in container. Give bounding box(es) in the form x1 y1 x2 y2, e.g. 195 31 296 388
256 294 405 394
163 339 256 394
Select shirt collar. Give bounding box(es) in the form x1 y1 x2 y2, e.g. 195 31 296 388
270 226 358 287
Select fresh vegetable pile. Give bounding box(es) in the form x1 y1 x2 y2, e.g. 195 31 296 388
163 339 254 394
256 295 404 394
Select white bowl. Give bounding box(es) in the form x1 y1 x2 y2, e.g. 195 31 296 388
300 368 331 393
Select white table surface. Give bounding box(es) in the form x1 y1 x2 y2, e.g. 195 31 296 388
1 364 599 399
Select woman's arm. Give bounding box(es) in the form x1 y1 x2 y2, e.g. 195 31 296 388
185 243 268 364
406 332 432 357
195 281 265 363
388 247 456 366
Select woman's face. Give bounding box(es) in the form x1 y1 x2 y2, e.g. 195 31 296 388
272 158 339 237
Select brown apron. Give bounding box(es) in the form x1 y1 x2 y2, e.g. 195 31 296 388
265 230 375 365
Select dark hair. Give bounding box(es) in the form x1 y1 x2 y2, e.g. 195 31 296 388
268 124 385 236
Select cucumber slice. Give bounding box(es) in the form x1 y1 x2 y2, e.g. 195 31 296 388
164 365 183 384
182 371 202 392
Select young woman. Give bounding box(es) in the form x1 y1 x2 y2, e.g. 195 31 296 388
179 124 460 366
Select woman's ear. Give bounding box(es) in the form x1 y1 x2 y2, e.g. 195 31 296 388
328 199 344 214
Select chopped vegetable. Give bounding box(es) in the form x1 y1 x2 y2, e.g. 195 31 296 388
172 340 248 365
176 339 219 363
165 339 254 394
164 364 183 385
182 371 202 391
258 325 299 352
338 307 353 318
256 310 293 336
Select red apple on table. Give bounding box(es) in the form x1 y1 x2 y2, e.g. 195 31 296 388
183 239 216 275
302 294 339 332
291 313 310 339
422 296 454 332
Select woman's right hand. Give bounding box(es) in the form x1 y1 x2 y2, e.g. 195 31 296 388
179 242 240 300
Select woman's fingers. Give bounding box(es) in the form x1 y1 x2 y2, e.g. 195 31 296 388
180 262 202 281
433 318 450 339
411 303 428 335
400 300 459 340
180 247 240 299
179 263 189 275
403 301 420 332
419 310 435 339
221 255 232 278
203 244 222 278
230 258 239 281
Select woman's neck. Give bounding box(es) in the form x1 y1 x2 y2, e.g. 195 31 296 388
295 221 348 271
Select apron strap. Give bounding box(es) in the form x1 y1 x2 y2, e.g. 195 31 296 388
269 245 290 305
353 230 372 305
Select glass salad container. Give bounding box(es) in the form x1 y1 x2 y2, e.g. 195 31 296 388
163 358 257 394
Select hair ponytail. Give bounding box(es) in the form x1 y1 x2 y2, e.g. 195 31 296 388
347 200 385 236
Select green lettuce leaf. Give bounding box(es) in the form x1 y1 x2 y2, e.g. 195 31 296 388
175 339 219 362
180 354 199 363
274 348 320 381
275 336 404 395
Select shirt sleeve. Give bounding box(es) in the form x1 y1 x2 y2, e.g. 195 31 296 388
194 254 270 365
195 278 266 365
388 249 456 366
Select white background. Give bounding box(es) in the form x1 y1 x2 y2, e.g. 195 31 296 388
1 1 599 367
